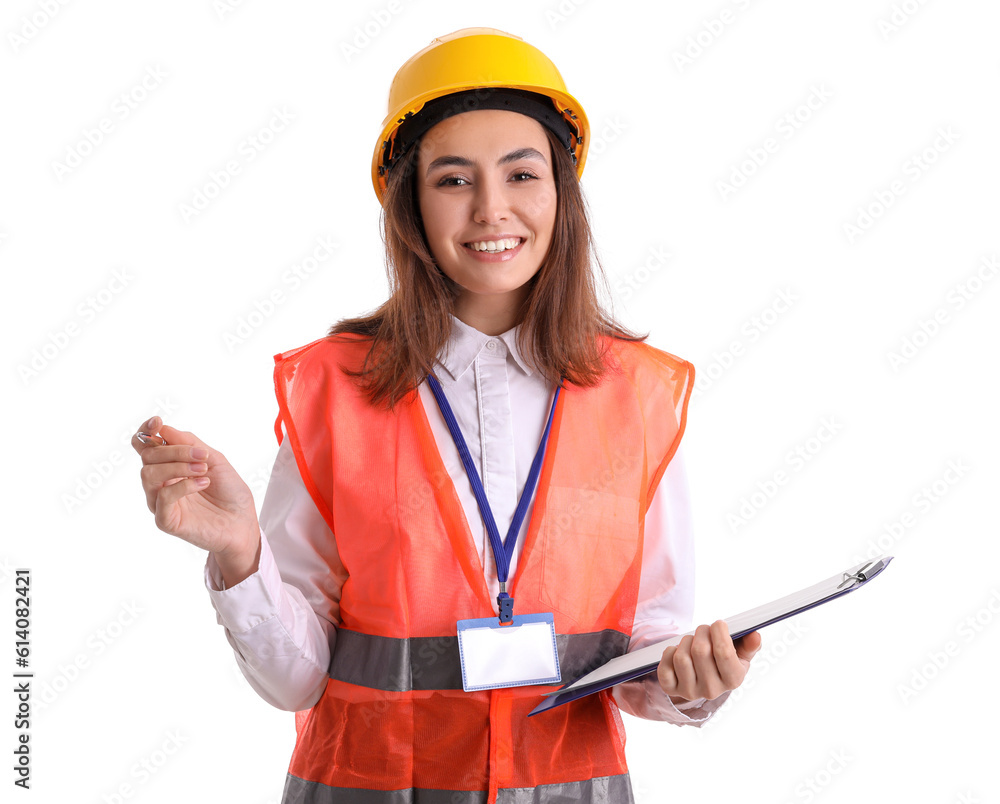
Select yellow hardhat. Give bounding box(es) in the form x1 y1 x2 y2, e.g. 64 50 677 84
371 27 590 206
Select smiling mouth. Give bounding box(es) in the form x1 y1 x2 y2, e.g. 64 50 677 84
463 237 524 253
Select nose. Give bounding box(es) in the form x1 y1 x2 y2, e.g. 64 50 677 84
472 174 510 224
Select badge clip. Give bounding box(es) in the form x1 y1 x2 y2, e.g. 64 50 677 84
497 584 514 625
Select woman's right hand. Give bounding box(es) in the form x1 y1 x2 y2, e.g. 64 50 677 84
132 415 260 572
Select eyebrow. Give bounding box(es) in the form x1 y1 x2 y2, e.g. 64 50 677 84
425 147 547 174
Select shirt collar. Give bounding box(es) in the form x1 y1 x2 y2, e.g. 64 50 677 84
436 313 536 381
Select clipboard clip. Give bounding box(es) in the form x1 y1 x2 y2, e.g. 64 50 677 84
836 558 885 589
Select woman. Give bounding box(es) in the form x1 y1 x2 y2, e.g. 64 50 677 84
133 27 761 804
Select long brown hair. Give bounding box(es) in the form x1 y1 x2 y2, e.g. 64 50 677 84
329 123 647 410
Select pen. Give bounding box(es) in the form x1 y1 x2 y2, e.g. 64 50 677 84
136 431 167 447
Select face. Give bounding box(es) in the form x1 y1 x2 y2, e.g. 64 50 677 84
416 108 557 330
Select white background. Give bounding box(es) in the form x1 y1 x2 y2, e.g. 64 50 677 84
3 1 998 802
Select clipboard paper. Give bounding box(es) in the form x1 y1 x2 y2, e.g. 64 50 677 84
528 555 892 716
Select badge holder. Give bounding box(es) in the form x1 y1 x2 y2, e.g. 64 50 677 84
457 612 561 691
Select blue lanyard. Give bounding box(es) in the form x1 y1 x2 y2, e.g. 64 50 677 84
426 373 561 623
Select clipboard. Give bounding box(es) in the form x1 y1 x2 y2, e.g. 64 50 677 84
528 555 893 717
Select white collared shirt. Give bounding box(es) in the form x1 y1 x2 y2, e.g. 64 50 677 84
205 315 729 722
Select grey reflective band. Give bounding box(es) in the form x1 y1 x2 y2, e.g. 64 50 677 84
283 776 485 804
329 628 630 692
499 774 634 803
283 773 634 803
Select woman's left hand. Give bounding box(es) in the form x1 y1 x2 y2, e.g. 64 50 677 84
657 620 762 703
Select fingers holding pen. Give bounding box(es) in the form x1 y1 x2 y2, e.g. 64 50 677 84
133 415 211 465
131 414 259 558
132 415 166 451
133 416 213 511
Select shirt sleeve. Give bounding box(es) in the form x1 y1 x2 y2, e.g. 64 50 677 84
203 425 347 712
611 444 732 725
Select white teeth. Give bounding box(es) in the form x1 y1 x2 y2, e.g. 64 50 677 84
466 238 522 253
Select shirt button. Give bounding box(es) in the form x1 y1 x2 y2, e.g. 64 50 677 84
486 340 497 350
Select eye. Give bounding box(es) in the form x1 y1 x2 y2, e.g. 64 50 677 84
511 170 538 182
436 176 469 187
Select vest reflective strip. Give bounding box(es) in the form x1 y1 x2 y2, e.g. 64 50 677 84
498 774 634 804
283 774 484 804
282 773 634 804
328 629 630 692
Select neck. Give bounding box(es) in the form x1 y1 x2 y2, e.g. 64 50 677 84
452 289 528 336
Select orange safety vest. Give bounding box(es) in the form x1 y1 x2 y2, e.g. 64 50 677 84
271 332 693 804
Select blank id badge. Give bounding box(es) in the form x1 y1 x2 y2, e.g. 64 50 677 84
456 613 562 692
